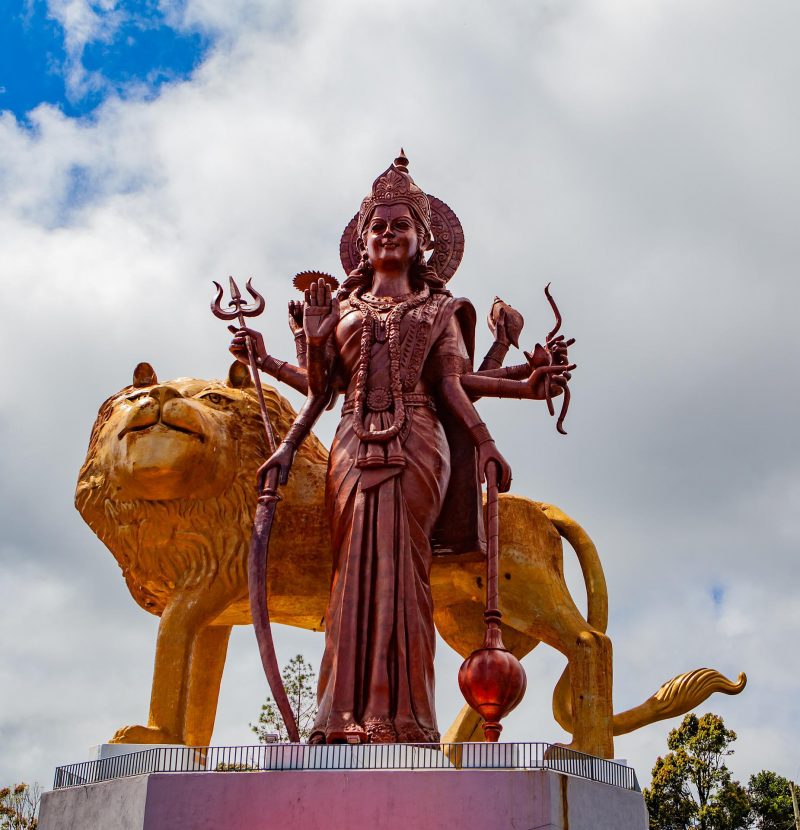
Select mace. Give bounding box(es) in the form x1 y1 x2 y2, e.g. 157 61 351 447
457 461 527 742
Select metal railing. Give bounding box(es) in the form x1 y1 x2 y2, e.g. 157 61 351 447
53 742 639 791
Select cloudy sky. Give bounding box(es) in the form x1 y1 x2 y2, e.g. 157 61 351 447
1 0 798 792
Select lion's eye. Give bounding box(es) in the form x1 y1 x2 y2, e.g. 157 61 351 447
126 391 150 402
200 393 230 406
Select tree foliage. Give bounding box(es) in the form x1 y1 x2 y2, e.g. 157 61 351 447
250 654 318 742
747 770 795 830
644 713 751 830
0 783 40 830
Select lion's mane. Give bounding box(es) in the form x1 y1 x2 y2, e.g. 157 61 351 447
75 375 328 616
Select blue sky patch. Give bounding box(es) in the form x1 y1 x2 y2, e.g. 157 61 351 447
710 584 725 608
0 0 212 120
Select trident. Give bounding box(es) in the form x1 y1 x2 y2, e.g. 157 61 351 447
210 276 300 742
211 277 276 453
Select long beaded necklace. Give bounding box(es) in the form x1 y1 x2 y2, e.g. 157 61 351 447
349 285 429 443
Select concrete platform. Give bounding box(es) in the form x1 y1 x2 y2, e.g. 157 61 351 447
40 768 649 830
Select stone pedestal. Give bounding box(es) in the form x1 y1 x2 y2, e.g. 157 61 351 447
40 768 649 830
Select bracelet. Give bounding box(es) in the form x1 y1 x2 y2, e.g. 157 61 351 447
282 427 304 448
259 355 287 380
484 341 508 366
469 421 493 446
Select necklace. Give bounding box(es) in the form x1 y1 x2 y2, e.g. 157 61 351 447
349 285 429 443
361 291 415 306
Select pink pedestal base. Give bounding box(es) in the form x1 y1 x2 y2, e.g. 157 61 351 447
40 769 648 830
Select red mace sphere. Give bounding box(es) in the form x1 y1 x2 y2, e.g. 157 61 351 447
458 633 527 742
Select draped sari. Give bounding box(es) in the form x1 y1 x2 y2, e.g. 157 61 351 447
309 291 476 744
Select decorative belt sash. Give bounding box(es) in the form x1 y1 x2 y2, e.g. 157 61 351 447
341 391 436 416
341 390 436 470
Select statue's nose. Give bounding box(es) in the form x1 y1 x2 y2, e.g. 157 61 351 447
149 385 182 404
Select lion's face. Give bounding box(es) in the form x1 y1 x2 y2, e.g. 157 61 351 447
98 377 247 501
76 361 330 615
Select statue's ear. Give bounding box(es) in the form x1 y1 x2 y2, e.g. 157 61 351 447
227 361 253 389
133 363 158 387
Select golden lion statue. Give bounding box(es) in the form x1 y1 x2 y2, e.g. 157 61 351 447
76 362 745 758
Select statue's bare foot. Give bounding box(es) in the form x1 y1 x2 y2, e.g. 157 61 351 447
109 725 180 745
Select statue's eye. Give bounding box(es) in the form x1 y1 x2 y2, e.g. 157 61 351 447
200 393 230 406
126 391 151 402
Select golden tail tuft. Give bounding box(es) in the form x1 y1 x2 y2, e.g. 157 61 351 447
613 668 747 736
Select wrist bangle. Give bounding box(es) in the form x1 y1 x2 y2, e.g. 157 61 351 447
260 355 286 378
469 421 493 446
283 418 312 448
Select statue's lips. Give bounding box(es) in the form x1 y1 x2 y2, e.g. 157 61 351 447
118 420 204 442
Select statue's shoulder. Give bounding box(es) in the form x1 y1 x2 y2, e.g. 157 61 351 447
434 294 477 332
427 294 477 365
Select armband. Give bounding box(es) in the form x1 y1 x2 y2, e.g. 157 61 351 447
431 353 469 377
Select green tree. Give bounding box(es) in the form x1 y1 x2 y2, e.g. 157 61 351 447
747 770 795 830
0 783 40 830
250 654 318 742
644 713 751 830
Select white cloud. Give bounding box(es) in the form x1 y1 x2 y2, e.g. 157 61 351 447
43 0 124 98
1 0 799 791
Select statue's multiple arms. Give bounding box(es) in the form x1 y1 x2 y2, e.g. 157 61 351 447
254 278 339 488
288 300 308 368
478 305 513 371
256 389 332 488
459 365 571 400
439 372 514 492
303 278 339 397
229 326 309 395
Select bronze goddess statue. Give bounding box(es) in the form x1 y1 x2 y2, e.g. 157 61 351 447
230 151 573 744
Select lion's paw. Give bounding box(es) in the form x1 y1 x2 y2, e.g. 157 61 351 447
109 725 180 745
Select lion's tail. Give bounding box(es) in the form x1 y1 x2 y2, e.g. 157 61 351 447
536 502 608 632
612 668 747 736
447 501 748 747
535 502 609 734
537 504 747 737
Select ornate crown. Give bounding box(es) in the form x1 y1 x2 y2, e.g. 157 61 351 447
356 150 433 238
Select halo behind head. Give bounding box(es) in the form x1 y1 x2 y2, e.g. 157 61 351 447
340 152 464 283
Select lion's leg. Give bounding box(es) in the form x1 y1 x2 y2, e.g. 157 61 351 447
184 624 232 747
110 587 230 745
565 628 614 759
530 604 614 759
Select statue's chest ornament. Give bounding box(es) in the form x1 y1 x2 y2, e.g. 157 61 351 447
348 287 430 445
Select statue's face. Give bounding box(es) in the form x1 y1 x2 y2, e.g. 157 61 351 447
364 204 419 271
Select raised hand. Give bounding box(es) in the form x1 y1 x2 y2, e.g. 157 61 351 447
303 277 340 346
488 297 524 348
288 300 304 336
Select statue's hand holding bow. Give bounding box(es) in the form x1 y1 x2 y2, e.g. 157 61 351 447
303 277 340 346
